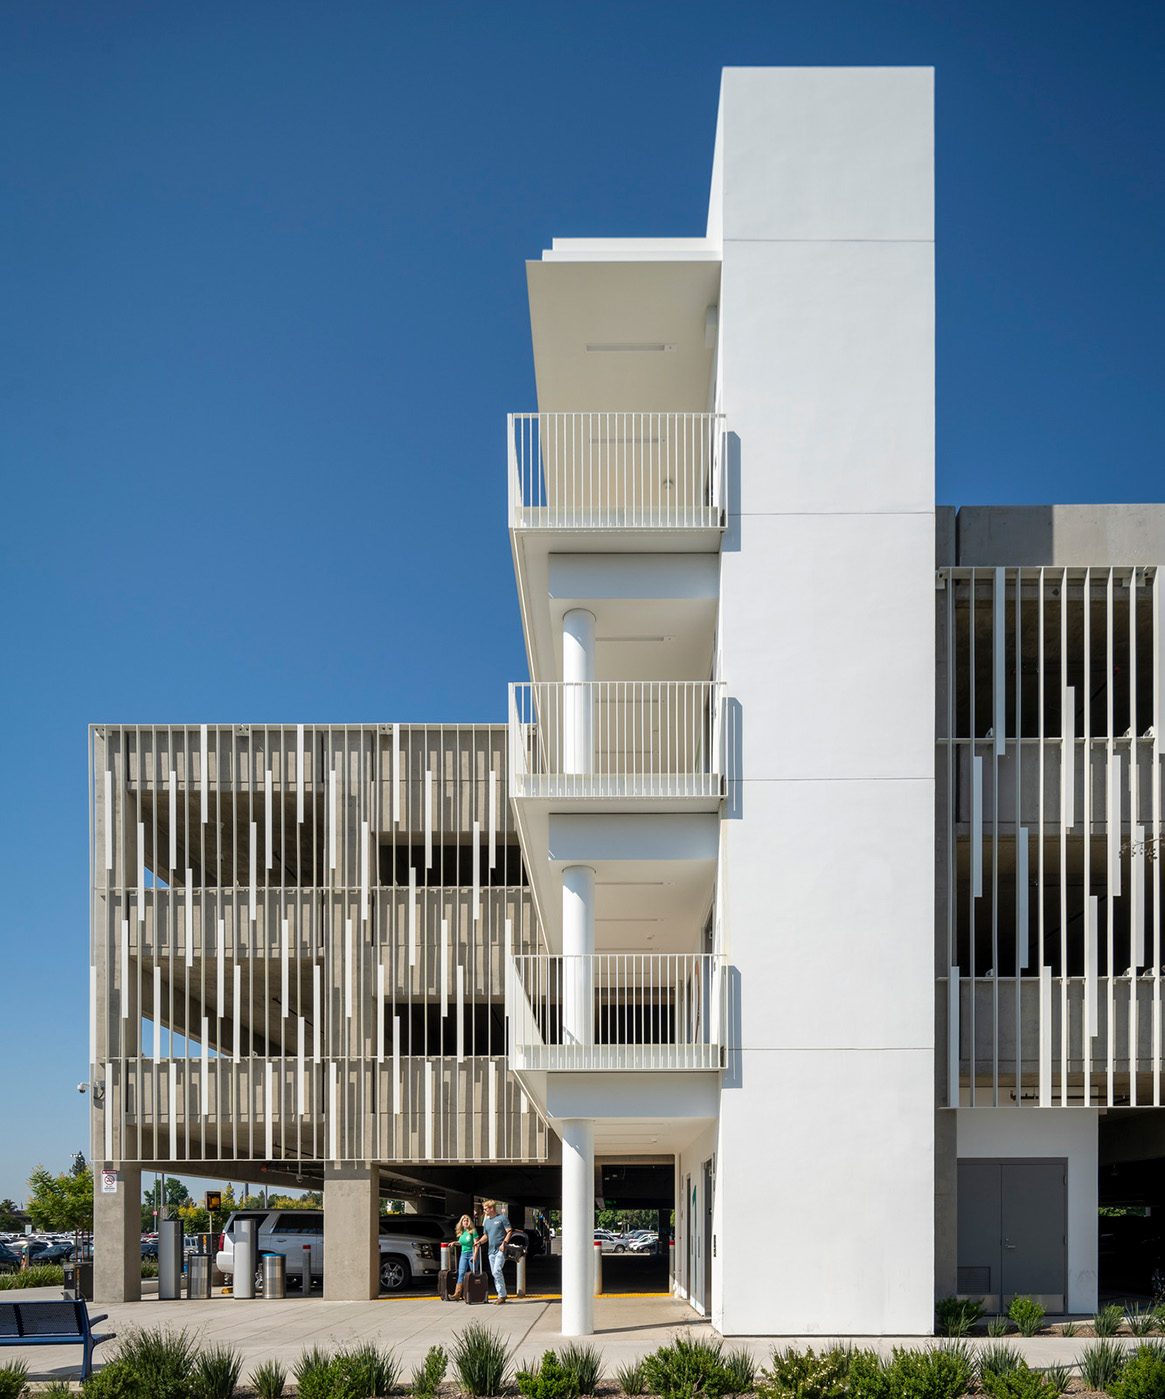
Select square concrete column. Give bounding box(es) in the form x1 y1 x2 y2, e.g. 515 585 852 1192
323 1163 378 1300
93 1164 141 1302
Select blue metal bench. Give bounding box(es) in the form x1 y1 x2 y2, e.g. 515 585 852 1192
0 1298 115 1380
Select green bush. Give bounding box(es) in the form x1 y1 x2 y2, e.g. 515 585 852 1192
978 1343 1023 1386
412 1345 448 1399
1043 1364 1072 1396
249 1358 286 1399
1008 1296 1047 1337
882 1345 973 1399
140 1261 159 1279
979 1363 1059 1399
1059 1321 1080 1338
330 1344 400 1399
38 1383 74 1397
721 1350 756 1396
846 1349 891 1399
82 1359 147 1399
1130 1307 1161 1338
757 1345 850 1399
516 1351 580 1399
106 1327 199 1399
987 1317 1010 1337
0 1265 65 1289
192 1343 241 1399
615 1361 646 1397
1111 1345 1165 1399
1080 1339 1129 1392
451 1324 511 1397
642 1335 751 1399
935 1296 984 1338
0 1360 28 1399
559 1343 602 1397
1095 1304 1127 1337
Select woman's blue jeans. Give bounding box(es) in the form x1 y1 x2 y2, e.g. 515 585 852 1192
456 1251 473 1288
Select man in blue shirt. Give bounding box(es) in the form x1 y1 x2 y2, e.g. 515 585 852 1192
474 1199 513 1303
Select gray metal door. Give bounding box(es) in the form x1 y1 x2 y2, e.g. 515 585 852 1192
702 1159 713 1315
957 1158 1067 1311
1001 1160 1067 1305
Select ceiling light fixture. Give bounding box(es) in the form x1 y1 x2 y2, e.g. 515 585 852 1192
585 342 677 352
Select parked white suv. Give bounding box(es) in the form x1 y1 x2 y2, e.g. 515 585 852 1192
215 1209 447 1292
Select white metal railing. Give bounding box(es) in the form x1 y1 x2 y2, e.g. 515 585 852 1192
508 953 725 1071
509 681 723 800
508 412 725 530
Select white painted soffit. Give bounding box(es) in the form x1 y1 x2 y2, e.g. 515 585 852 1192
526 258 721 413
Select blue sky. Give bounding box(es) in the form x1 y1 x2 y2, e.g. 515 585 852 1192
0 0 1162 1200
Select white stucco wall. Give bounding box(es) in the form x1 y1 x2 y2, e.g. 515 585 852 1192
957 1109 1099 1314
712 66 936 1336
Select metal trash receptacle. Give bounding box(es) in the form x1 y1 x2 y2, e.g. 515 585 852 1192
261 1252 286 1300
187 1253 212 1299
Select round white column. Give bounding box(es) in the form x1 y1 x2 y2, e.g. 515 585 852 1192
562 865 595 1048
561 1117 595 1335
563 609 595 777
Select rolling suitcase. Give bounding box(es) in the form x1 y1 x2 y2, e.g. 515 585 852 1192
438 1267 455 1301
463 1255 489 1305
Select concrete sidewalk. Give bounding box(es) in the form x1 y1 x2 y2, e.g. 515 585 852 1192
7 1292 1155 1387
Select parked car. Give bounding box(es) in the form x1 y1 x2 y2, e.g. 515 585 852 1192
215 1209 447 1293
629 1233 659 1254
29 1242 72 1264
140 1238 159 1259
0 1242 22 1272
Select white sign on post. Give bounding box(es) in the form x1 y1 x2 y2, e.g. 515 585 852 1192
100 1170 118 1195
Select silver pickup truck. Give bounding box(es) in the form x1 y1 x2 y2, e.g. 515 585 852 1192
215 1209 448 1292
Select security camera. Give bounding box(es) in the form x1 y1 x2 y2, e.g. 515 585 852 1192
77 1083 89 1095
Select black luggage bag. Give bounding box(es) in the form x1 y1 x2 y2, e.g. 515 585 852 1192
463 1256 489 1305
438 1267 456 1301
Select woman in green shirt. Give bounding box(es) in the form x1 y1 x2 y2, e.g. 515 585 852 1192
453 1213 477 1300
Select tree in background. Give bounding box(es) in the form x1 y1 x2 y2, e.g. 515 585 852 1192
0 1200 23 1231
141 1178 192 1231
27 1161 94 1232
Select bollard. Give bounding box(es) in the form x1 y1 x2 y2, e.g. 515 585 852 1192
262 1252 286 1300
516 1253 526 1297
158 1220 183 1301
440 1243 453 1272
233 1219 257 1300
594 1239 603 1296
301 1243 313 1293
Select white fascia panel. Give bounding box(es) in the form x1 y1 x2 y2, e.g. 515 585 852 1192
717 66 934 242
719 241 933 515
722 778 934 1050
548 553 720 601
718 513 934 781
542 237 720 262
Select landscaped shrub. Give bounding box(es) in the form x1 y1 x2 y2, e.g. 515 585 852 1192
846 1348 891 1399
935 1296 984 1338
0 1360 28 1399
1111 1344 1165 1399
249 1358 286 1399
1043 1364 1072 1396
1131 1307 1161 1338
1095 1304 1127 1337
721 1349 756 1395
1008 1296 1047 1337
979 1362 1059 1399
1080 1339 1129 1392
112 1326 199 1399
141 1261 159 1279
81 1359 140 1399
757 1345 850 1399
412 1345 448 1399
0 1265 65 1289
451 1323 511 1397
883 1344 973 1399
1059 1321 1080 1338
987 1317 1011 1337
192 1343 242 1399
614 1361 646 1397
644 1335 748 1399
978 1342 1023 1387
516 1351 580 1399
559 1343 602 1396
330 1344 400 1399
38 1383 74 1397
291 1347 334 1399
